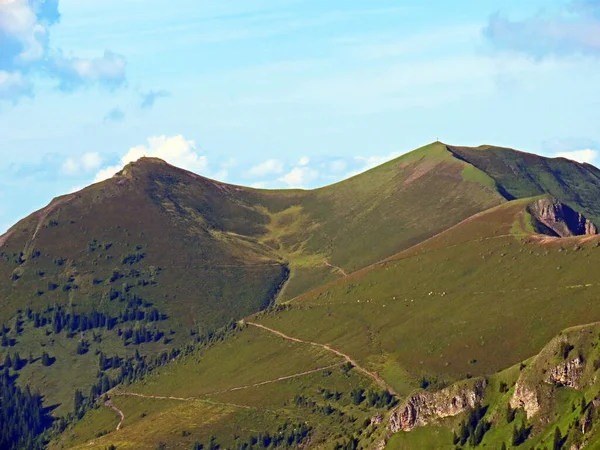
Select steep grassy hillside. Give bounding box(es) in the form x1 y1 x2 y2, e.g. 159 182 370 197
51 324 395 450
54 195 600 449
387 322 600 449
4 141 600 439
0 142 507 415
254 197 600 394
449 144 600 225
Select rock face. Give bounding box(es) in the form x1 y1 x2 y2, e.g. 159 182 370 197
545 357 584 388
510 357 584 419
510 380 541 419
389 379 487 432
528 197 598 237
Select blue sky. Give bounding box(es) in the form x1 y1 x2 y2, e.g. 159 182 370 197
1 0 600 232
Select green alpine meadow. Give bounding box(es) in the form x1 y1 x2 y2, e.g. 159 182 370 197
3 142 600 449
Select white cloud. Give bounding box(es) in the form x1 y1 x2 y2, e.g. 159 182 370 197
246 159 284 178
94 135 207 183
61 158 78 174
62 152 102 175
94 165 122 183
81 152 102 171
298 156 310 166
278 166 319 188
0 70 32 102
555 149 597 164
0 0 126 101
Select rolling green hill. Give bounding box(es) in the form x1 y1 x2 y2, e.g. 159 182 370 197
52 195 600 449
4 141 600 449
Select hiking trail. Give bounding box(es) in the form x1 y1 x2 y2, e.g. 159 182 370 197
246 322 397 396
324 260 347 277
104 399 125 431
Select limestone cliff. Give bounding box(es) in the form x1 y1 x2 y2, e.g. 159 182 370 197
389 378 487 432
528 197 598 237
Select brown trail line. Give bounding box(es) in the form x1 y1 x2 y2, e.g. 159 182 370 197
202 363 343 396
109 363 342 406
246 322 397 396
324 260 348 277
104 399 125 431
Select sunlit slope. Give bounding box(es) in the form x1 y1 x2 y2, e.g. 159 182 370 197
257 142 505 299
4 142 600 420
449 144 600 225
0 158 288 330
254 198 600 394
388 322 600 449
0 142 507 326
54 325 391 450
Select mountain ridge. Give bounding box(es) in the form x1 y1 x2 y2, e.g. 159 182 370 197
4 141 600 449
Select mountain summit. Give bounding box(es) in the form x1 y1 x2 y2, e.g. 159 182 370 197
3 142 600 448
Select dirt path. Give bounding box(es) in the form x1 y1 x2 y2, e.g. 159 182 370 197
324 260 348 277
112 392 194 401
104 399 125 431
203 362 343 396
246 322 397 396
110 362 342 404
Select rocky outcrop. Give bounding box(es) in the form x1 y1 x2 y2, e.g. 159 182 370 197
389 378 487 432
528 197 598 237
510 357 584 419
510 380 540 418
546 356 584 388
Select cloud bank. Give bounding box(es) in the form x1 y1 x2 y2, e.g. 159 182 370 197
0 0 126 102
94 135 207 182
556 149 598 163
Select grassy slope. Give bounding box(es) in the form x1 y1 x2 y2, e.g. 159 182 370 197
58 196 600 449
254 198 600 394
54 325 390 450
0 142 506 415
449 144 600 226
4 142 600 423
388 323 600 449
266 142 505 299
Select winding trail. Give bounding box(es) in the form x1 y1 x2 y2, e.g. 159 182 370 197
104 399 125 431
324 260 348 277
203 362 343 396
112 392 193 401
108 362 342 408
246 322 397 396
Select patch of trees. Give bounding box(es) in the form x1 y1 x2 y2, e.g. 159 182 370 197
26 296 167 338
348 388 397 408
511 419 531 446
2 352 27 371
559 341 575 359
260 264 290 310
122 250 146 266
118 326 164 345
0 323 15 347
452 403 490 447
192 421 312 450
0 251 25 266
71 321 242 424
0 367 53 450
41 352 55 366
